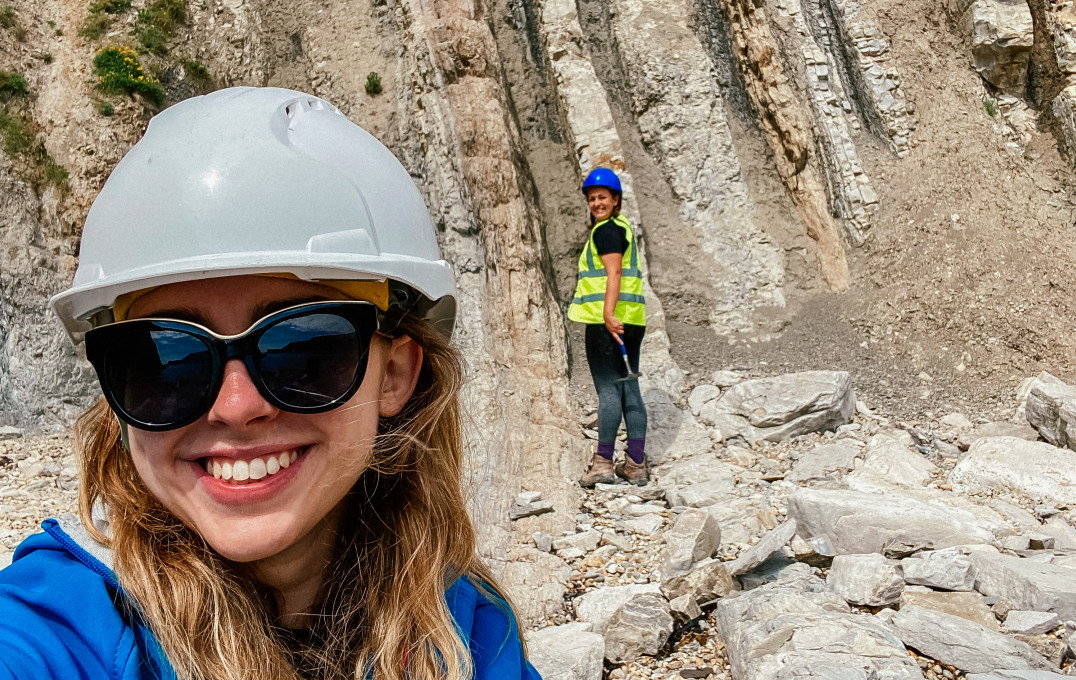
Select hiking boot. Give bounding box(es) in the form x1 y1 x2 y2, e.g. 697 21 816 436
615 456 649 486
580 453 617 487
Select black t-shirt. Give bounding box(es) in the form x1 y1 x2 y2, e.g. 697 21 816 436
592 220 629 257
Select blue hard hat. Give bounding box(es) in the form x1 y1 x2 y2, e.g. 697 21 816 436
582 167 622 195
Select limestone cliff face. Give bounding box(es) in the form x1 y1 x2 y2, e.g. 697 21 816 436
4 0 1076 619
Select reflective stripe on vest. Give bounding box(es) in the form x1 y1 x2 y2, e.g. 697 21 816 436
567 214 646 326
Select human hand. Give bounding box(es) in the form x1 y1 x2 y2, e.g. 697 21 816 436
605 316 624 339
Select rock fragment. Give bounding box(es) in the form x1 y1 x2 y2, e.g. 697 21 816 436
889 605 1053 673
958 421 1039 451
553 530 601 553
971 550 1076 621
828 553 905 606
660 557 739 602
511 491 554 520
785 439 861 483
525 622 604 680
901 552 976 591
967 672 1071 680
715 573 920 678
668 593 702 622
573 583 661 634
899 589 1001 630
658 455 737 509
1004 610 1061 636
700 371 855 443
1024 371 1076 451
602 592 673 663
1037 517 1076 549
950 0 1034 94
661 508 721 579
789 487 997 555
950 437 1076 506
726 519 796 576
845 431 938 491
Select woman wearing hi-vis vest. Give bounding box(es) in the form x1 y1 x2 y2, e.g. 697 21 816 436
568 168 649 487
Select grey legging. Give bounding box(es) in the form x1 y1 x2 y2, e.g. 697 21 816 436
584 323 647 443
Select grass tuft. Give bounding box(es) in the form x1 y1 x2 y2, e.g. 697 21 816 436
81 0 133 39
80 12 113 39
0 106 68 188
364 71 382 96
91 0 132 14
0 5 15 28
135 0 185 55
0 106 29 155
983 97 998 118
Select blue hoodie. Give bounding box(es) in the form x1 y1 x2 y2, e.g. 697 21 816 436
0 517 541 680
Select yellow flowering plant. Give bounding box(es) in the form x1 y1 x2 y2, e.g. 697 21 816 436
93 45 164 106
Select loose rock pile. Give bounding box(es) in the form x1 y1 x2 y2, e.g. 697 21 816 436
524 370 1076 679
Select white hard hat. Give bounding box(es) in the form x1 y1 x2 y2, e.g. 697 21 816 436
51 87 456 341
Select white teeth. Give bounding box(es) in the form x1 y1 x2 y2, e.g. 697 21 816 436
248 457 267 480
206 448 301 484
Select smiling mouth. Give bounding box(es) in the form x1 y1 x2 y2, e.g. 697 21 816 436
202 448 302 485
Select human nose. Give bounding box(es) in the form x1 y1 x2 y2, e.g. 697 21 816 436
206 359 278 427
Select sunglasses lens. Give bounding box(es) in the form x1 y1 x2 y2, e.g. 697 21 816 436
105 328 215 428
255 312 364 409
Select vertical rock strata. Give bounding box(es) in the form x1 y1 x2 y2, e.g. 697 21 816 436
800 42 877 246
386 0 582 552
821 0 918 155
602 0 788 333
719 0 851 288
1039 0 1076 159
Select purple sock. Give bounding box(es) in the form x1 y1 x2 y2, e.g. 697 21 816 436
627 439 645 464
597 442 615 460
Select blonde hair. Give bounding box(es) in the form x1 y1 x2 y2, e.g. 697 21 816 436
74 314 516 680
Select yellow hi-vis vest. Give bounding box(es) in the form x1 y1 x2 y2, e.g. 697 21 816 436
567 214 646 326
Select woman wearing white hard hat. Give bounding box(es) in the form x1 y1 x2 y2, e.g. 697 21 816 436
0 88 539 680
568 168 649 487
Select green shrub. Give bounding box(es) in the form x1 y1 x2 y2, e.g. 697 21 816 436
0 70 28 95
91 0 132 14
0 106 66 187
46 19 55 27
95 98 114 116
983 97 998 118
40 153 68 185
364 71 382 96
54 28 63 36
135 0 185 55
93 45 164 106
38 52 53 64
0 107 29 155
0 6 15 28
80 12 113 39
183 59 208 80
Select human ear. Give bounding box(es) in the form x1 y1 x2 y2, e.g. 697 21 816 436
378 334 424 417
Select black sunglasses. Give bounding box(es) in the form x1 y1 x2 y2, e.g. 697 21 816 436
86 301 380 432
